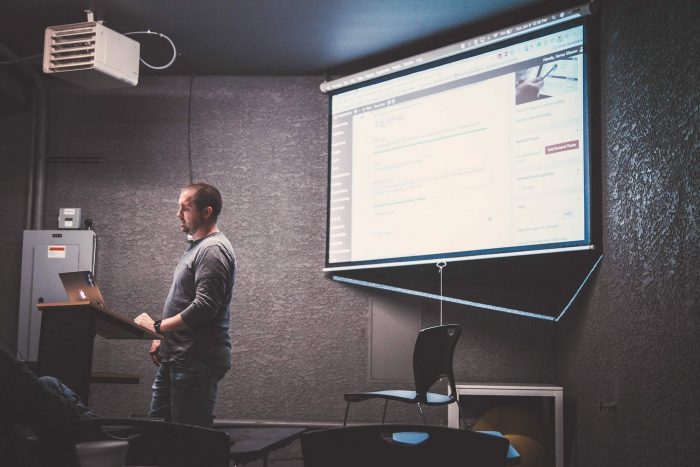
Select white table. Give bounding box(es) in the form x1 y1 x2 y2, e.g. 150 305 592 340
448 384 563 467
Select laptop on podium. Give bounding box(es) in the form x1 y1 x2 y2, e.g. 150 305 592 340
59 270 107 309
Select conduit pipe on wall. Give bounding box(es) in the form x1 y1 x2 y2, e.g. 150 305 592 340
25 95 37 229
0 43 48 230
31 75 48 230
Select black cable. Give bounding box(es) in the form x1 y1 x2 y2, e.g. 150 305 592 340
0 53 42 66
176 51 196 184
187 73 194 183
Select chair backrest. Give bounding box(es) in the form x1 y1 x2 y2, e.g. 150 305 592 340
302 424 508 467
412 324 462 401
36 418 230 467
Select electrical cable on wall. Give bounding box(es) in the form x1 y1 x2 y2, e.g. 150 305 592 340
174 51 196 184
437 261 447 325
124 30 178 70
187 74 194 183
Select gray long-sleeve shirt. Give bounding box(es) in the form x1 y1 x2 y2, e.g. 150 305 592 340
160 232 235 368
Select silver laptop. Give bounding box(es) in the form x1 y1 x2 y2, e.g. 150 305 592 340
59 270 107 309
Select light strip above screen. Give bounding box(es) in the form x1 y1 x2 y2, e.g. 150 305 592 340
324 4 594 272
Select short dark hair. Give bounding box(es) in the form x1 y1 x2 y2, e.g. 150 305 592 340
183 183 222 221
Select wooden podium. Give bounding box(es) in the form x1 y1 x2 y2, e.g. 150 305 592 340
36 301 162 402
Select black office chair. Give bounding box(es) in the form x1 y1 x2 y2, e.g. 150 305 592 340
36 418 231 467
344 323 468 428
302 424 510 467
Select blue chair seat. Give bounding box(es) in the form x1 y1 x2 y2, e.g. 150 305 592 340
347 389 454 405
392 431 430 445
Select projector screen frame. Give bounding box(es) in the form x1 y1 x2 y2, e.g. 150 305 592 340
324 8 600 273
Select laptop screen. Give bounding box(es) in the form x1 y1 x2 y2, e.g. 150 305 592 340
59 270 107 308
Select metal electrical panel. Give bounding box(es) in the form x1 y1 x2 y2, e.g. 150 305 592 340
17 230 96 361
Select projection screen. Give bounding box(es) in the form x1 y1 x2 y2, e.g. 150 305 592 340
324 5 594 271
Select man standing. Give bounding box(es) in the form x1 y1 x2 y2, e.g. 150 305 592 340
135 183 235 427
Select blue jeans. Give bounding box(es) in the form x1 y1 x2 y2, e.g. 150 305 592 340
149 358 226 427
38 376 98 418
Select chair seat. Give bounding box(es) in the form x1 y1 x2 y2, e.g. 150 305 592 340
345 389 454 405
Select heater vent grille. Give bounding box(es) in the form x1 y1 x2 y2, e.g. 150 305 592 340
42 17 140 89
46 25 97 72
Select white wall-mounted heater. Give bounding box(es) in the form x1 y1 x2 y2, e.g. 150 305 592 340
43 11 140 89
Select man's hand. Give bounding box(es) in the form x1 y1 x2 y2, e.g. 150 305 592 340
149 339 161 366
134 313 155 332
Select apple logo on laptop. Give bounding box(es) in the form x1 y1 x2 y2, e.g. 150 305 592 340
79 289 87 300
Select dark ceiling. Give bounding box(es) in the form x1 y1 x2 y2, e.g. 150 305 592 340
0 0 577 76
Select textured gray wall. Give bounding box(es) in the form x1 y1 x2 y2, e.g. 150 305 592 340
556 0 700 466
0 110 30 354
0 74 556 425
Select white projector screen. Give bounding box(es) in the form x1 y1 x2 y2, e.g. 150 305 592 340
325 15 593 271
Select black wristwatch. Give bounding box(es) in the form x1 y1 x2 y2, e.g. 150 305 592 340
154 320 162 334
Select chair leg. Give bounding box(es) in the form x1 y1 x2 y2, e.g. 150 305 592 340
381 400 389 424
417 402 428 427
343 401 351 427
